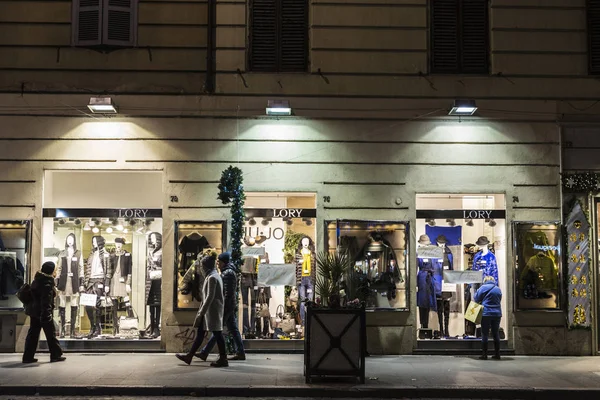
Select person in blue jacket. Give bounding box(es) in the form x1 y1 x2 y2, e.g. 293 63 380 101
474 275 502 360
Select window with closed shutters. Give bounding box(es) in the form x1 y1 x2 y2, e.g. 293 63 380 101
588 0 600 74
250 0 308 72
430 0 489 74
72 0 137 48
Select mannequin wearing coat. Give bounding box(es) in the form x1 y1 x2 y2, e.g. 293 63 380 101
175 252 228 368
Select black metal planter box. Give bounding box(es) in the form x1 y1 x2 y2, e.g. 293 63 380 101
303 304 366 384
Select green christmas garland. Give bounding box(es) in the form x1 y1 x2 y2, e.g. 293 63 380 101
218 166 245 352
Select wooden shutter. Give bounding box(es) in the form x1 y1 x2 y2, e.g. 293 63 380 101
280 0 308 72
103 0 137 47
72 0 102 46
588 0 600 74
430 0 459 73
460 0 489 74
250 0 278 71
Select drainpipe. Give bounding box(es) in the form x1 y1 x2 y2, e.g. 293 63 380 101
205 0 216 94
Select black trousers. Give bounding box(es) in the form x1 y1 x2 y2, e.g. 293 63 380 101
188 327 226 357
481 316 501 352
418 306 430 328
23 316 63 360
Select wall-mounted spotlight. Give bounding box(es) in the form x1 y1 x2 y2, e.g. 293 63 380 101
266 100 292 116
426 219 436 227
88 96 118 114
282 217 293 226
92 227 100 234
83 222 91 231
302 218 313 226
466 218 474 227
446 218 456 227
448 99 477 116
261 217 272 226
58 218 66 225
73 218 82 226
248 217 256 226
486 218 497 227
106 227 113 233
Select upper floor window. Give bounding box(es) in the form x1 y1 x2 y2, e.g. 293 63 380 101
588 0 600 74
430 0 489 74
249 0 309 72
72 0 138 48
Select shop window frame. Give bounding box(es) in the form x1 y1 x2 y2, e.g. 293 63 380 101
173 220 228 312
0 220 32 311
324 219 410 312
512 221 563 312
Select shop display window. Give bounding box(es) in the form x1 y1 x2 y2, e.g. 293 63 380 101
174 221 226 310
42 214 162 340
0 220 31 310
416 194 507 341
240 192 316 340
513 222 561 310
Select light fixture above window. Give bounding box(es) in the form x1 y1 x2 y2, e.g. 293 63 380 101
88 96 118 114
448 99 477 116
266 100 292 116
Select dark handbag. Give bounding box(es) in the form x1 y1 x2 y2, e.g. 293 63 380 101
257 292 270 318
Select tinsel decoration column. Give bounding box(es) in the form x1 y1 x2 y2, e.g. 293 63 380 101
218 166 245 352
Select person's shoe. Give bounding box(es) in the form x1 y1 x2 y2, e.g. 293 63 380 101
0 295 8 301
194 352 208 361
478 355 488 360
210 357 229 368
152 327 161 338
492 354 501 360
50 356 66 363
228 353 246 361
176 353 193 365
22 358 38 363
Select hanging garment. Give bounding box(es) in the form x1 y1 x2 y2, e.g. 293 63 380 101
472 251 499 284
416 257 437 310
521 253 557 291
178 234 210 276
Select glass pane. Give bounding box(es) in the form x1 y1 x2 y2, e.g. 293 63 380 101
42 216 162 339
514 222 561 310
175 221 226 310
0 220 30 310
325 220 408 309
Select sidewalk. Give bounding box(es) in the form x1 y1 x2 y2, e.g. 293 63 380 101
1 353 599 399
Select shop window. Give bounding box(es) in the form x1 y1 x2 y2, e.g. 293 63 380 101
416 194 507 341
0 221 31 310
42 212 162 340
325 220 408 310
430 0 489 74
249 0 309 72
174 221 227 311
72 0 138 48
241 192 316 340
513 222 562 310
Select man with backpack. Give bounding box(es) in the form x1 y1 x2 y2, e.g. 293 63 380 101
21 262 65 363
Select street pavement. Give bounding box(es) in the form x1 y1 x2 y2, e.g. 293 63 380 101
0 353 599 399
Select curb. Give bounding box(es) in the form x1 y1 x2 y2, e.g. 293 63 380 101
1 385 600 399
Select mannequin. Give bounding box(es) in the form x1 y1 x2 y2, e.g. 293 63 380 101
433 235 453 338
145 232 162 338
297 236 316 326
241 236 258 337
178 231 210 277
416 234 437 329
55 233 83 338
110 238 133 335
472 236 498 287
84 235 113 339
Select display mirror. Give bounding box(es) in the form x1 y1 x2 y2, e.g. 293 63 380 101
0 220 31 310
174 221 226 310
513 221 561 310
325 220 408 310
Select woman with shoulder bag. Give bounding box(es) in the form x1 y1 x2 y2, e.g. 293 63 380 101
175 251 228 368
474 275 503 360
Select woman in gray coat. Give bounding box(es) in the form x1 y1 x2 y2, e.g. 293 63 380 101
176 251 228 367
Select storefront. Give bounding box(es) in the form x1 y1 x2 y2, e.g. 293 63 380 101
0 116 572 355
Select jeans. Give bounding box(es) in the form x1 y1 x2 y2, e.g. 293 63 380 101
481 316 501 352
188 327 226 357
23 316 63 360
201 313 245 356
241 274 256 334
298 276 314 324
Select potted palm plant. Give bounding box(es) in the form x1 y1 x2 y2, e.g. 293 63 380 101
304 248 366 384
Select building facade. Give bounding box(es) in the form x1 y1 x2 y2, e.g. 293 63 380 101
0 0 598 355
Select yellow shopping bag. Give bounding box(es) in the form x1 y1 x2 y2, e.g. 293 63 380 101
465 301 483 324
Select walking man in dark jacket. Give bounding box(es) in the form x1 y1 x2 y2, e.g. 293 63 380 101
23 262 66 363
196 252 246 361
